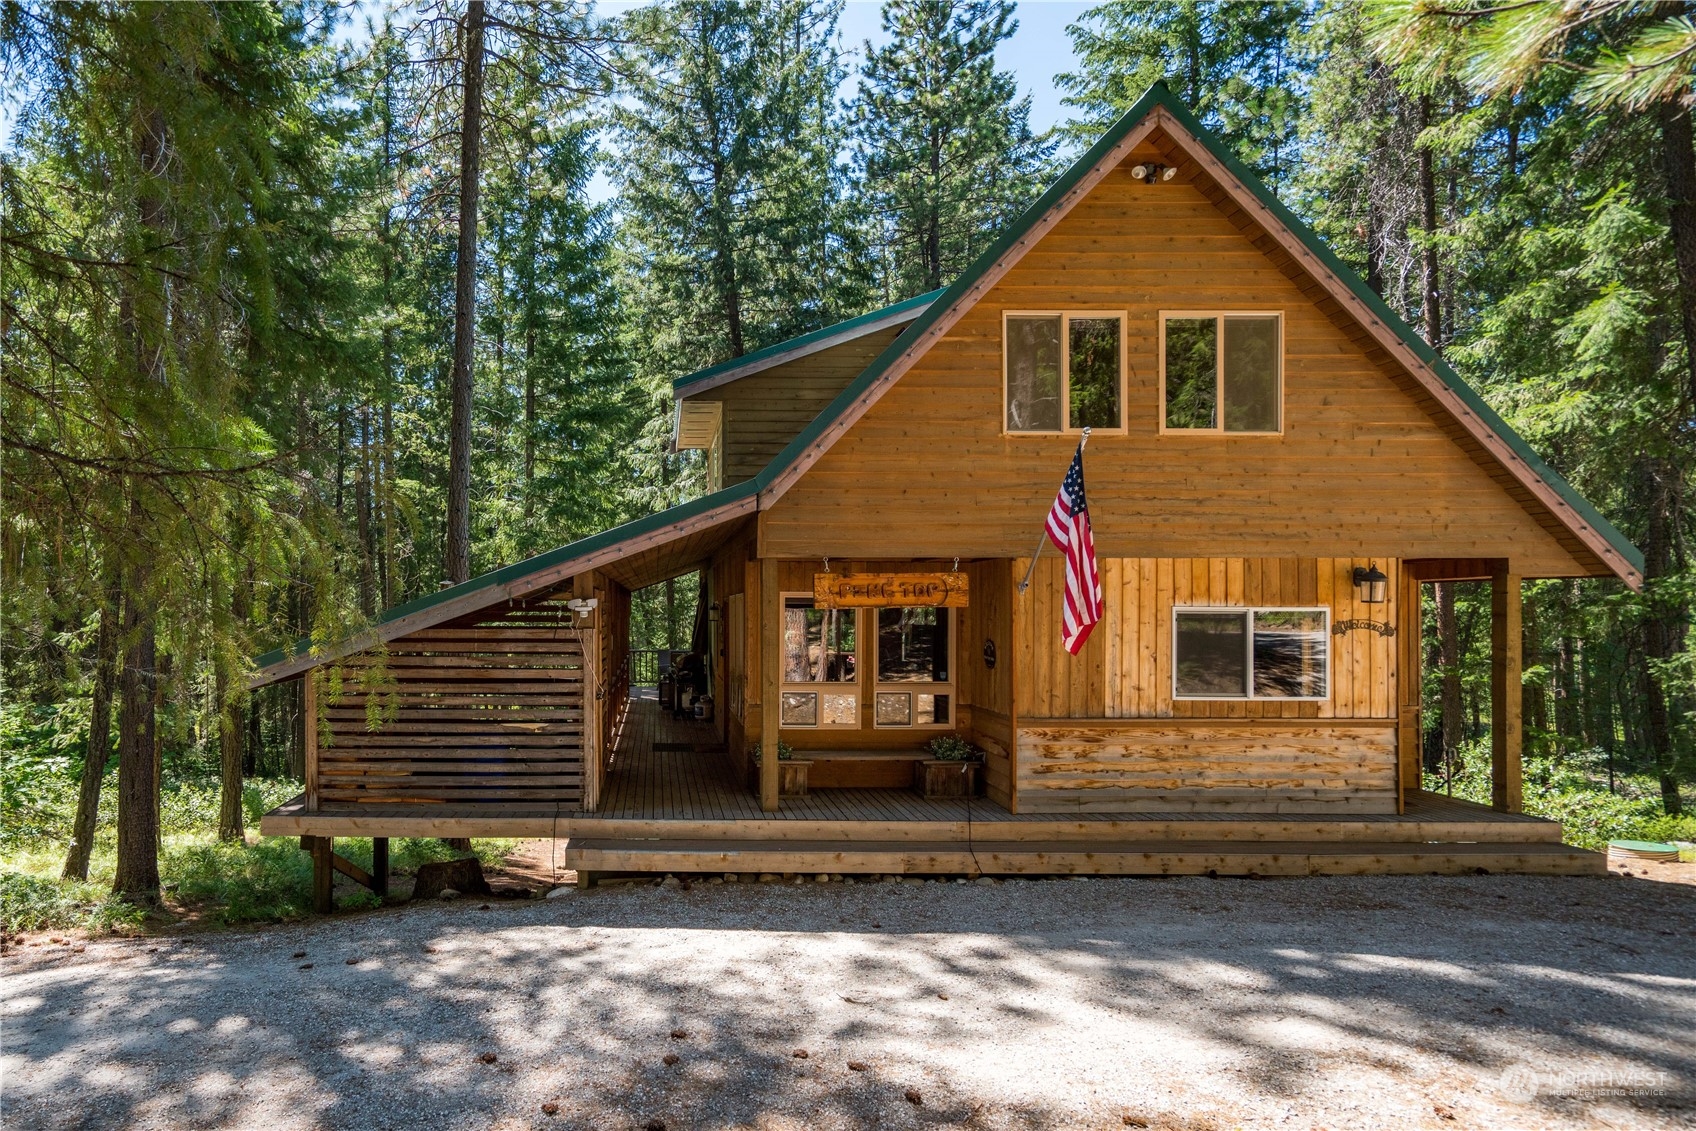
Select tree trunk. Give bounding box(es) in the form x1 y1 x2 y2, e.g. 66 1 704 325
113 574 160 901
1418 94 1441 355
217 576 251 841
445 0 486 585
63 577 121 881
1660 99 1696 410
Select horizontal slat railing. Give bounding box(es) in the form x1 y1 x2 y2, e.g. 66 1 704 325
319 601 586 806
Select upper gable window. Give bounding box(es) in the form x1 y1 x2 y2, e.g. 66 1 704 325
1004 312 1125 433
1160 312 1282 434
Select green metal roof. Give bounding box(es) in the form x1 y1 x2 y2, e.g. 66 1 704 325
248 480 758 678
252 81 1640 682
671 288 942 397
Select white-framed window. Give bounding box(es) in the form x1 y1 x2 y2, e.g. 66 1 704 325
779 595 858 728
872 606 954 729
1172 606 1329 700
1004 310 1127 434
1159 311 1283 434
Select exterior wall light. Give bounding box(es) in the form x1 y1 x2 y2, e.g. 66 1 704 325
1352 563 1388 604
1130 162 1176 183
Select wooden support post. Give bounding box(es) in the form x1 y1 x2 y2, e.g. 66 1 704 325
311 835 333 914
1396 565 1423 811
759 556 781 813
331 851 374 889
1491 564 1523 813
372 837 389 898
303 671 318 810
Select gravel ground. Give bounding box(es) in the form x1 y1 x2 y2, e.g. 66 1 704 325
4 872 1694 1131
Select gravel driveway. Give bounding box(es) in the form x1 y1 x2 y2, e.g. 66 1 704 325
4 873 1693 1130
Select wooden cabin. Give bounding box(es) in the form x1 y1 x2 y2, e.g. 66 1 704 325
256 85 1640 902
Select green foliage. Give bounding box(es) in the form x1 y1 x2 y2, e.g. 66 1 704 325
852 0 1056 298
1061 0 1308 191
751 740 797 762
926 734 980 762
0 871 146 934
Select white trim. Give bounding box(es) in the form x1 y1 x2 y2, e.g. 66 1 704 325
1001 310 1129 436
1171 605 1330 701
1157 310 1285 435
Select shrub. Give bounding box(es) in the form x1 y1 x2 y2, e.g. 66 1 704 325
165 838 315 923
926 735 979 762
750 740 796 761
0 871 146 933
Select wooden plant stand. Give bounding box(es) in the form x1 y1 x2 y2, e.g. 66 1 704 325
915 760 980 799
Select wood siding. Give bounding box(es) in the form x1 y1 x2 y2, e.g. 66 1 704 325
757 147 1590 579
1009 556 1399 813
1016 556 1398 720
318 598 586 806
1015 722 1397 813
692 327 905 484
961 559 1015 807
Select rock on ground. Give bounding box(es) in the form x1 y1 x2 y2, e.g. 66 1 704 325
3 874 1694 1130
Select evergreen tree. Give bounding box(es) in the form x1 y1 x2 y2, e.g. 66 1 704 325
613 0 867 509
1060 0 1307 192
2 1 362 896
850 0 1054 300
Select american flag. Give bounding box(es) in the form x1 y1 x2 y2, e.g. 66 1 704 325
1044 442 1104 655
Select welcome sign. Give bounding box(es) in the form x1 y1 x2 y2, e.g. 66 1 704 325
813 572 970 608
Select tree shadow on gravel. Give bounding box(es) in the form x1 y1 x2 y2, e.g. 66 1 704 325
4 874 1694 1130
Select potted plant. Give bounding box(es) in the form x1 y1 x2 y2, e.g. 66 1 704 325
915 735 982 799
750 740 810 797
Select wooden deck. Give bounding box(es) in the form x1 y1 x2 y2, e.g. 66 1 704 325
260 695 1606 875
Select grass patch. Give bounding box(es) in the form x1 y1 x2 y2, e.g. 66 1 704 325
1424 743 1696 851
0 871 146 933
3 829 523 931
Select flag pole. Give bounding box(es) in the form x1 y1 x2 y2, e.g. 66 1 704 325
1017 427 1089 594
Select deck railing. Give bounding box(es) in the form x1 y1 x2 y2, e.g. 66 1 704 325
629 648 670 687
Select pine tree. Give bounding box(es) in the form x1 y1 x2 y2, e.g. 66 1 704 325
1060 0 1307 192
613 0 867 510
850 0 1054 300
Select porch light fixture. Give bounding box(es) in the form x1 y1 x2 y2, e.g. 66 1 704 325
1130 163 1176 183
1352 563 1388 604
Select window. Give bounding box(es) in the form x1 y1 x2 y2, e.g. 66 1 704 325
1160 313 1282 433
780 596 857 728
873 607 953 728
1173 607 1328 700
1005 312 1125 433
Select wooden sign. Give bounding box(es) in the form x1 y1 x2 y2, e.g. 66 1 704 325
813 572 969 608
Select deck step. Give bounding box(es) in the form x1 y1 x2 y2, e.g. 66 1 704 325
563 837 1606 879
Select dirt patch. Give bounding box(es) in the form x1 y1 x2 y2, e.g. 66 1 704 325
4 873 1693 1130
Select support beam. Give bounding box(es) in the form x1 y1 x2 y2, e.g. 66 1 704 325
1396 565 1423 811
372 837 389 898
331 851 373 889
1491 565 1523 813
759 556 781 813
303 672 318 810
310 835 333 913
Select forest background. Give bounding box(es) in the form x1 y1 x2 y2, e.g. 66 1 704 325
3 0 1693 924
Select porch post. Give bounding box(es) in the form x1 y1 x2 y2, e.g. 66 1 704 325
303 670 318 810
759 556 781 812
1491 563 1523 812
372 837 389 898
310 835 333 913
